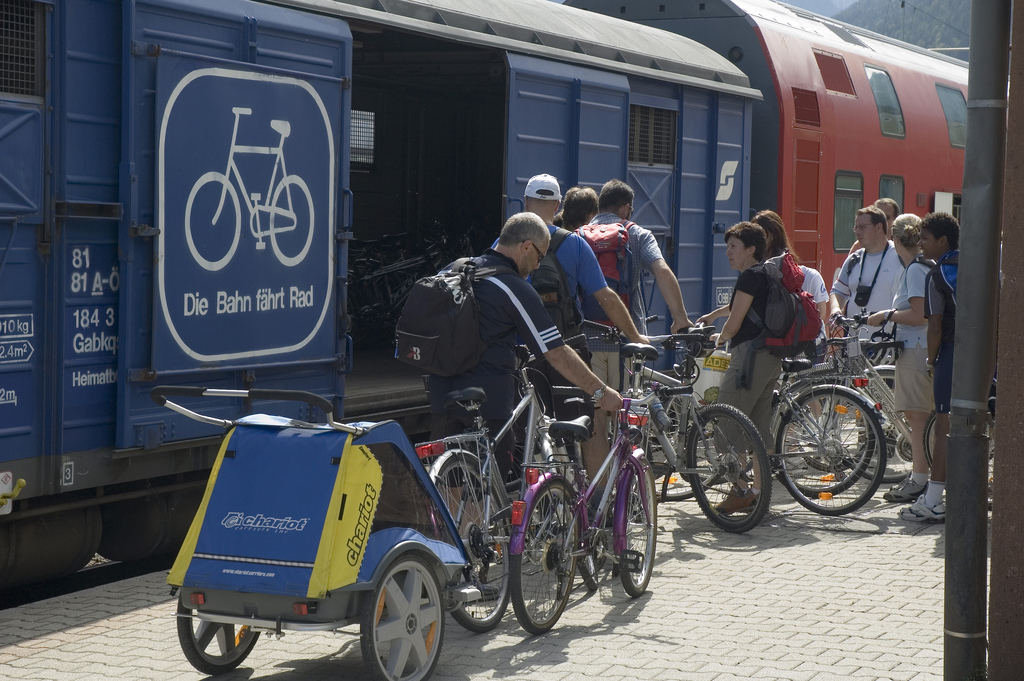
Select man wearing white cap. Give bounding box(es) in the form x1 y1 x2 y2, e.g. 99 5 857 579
522 173 644 480
522 173 642 343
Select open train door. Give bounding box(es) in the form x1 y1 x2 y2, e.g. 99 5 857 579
117 0 350 452
504 54 628 216
631 89 753 328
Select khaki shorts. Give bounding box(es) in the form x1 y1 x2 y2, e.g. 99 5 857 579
590 350 623 392
894 346 934 413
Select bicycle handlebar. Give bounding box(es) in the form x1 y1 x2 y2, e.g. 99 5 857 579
831 312 870 329
149 386 365 435
581 315 661 343
150 386 334 415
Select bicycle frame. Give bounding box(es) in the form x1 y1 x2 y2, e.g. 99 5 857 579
509 396 653 560
216 107 298 243
427 362 554 545
787 328 911 446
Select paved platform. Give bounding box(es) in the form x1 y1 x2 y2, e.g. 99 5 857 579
0 485 969 681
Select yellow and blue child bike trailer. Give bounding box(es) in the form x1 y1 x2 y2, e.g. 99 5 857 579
151 386 478 681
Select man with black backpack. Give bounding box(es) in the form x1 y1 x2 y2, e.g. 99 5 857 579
524 174 643 345
425 212 624 483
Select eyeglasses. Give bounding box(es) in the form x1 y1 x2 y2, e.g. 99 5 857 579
528 241 546 260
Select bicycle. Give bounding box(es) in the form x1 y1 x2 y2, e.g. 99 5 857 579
922 375 996 502
581 319 712 504
638 326 884 521
507 348 662 634
619 328 773 533
185 106 314 271
782 314 915 485
418 347 559 633
770 357 889 515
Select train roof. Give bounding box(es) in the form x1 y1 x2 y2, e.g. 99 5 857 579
270 0 762 98
569 0 966 84
735 0 968 81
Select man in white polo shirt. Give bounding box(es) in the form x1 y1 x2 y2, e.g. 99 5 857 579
829 205 901 338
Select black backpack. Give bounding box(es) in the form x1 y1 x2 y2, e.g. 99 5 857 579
530 228 582 336
394 258 517 377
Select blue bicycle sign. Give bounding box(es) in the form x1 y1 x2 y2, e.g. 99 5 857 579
155 62 339 369
185 107 315 271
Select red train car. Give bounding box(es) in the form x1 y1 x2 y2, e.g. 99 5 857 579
568 0 969 280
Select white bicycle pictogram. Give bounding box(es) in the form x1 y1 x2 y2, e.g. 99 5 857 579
185 107 315 271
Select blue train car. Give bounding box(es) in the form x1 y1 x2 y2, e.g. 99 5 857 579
0 0 758 588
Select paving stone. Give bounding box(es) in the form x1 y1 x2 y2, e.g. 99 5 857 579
0 494 983 680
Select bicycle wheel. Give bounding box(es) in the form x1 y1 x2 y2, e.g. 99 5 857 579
649 396 694 502
184 171 241 272
923 411 937 467
269 174 315 267
776 384 886 515
429 450 510 633
509 477 577 635
873 366 914 484
177 601 259 675
684 403 772 533
618 462 657 598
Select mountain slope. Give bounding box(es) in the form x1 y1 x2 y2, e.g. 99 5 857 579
834 0 969 50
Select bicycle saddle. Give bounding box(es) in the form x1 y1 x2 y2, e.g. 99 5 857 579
443 387 487 409
270 119 291 138
781 358 814 373
549 416 593 442
620 343 659 361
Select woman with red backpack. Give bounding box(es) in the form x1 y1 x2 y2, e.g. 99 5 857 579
697 222 778 515
754 210 830 331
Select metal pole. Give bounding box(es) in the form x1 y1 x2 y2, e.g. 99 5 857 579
988 1 1024 676
945 0 1009 678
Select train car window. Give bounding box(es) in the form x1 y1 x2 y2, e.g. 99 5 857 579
0 0 45 98
813 51 856 97
864 66 905 138
792 88 820 127
879 176 904 214
935 85 967 148
351 110 376 169
628 104 676 166
833 172 863 252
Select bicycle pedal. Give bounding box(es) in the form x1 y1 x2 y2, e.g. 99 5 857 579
621 549 644 573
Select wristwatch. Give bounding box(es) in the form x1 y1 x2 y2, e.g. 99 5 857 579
592 386 606 401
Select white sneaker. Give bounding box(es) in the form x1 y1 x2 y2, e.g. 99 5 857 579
883 477 927 503
898 496 945 522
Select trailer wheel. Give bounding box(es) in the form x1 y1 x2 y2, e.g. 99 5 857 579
360 553 444 681
177 600 260 675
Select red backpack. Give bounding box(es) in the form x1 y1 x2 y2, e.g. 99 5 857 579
579 222 632 322
749 253 822 358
